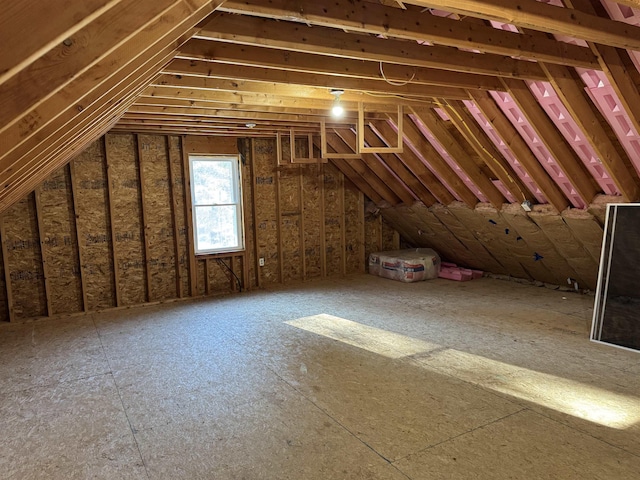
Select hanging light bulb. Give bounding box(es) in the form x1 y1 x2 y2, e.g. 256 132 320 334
330 89 345 118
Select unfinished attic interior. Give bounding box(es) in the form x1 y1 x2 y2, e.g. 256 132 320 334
2 0 640 478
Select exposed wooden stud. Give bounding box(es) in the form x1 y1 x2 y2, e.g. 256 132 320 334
299 165 307 280
68 161 88 312
180 136 198 296
319 161 327 277
357 189 365 272
249 139 262 289
204 258 211 294
166 136 183 298
275 143 284 283
104 137 122 307
339 170 347 276
0 216 15 322
33 186 53 317
136 134 153 302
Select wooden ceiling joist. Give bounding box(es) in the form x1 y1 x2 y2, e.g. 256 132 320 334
408 0 640 51
197 13 549 81
219 0 600 68
175 40 505 91
158 64 470 100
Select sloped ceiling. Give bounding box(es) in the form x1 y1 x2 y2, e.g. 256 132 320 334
3 0 640 217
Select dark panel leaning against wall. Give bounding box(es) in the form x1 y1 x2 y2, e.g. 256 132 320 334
0 135 377 322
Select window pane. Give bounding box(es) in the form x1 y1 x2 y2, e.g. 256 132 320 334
194 205 238 252
192 159 235 205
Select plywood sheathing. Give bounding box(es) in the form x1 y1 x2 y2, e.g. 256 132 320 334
0 228 8 321
70 140 115 310
302 164 322 279
138 134 178 301
279 162 303 283
105 134 146 306
430 203 508 274
253 138 280 284
324 163 343 277
344 180 365 273
38 166 83 314
529 206 599 290
2 194 46 320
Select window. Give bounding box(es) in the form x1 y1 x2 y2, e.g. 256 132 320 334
189 155 244 255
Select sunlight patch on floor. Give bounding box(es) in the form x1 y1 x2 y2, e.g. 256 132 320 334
285 314 441 359
286 314 640 429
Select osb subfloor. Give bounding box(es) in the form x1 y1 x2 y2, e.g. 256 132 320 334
1 275 639 479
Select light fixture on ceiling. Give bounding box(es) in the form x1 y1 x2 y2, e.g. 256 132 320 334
330 89 345 118
245 122 256 128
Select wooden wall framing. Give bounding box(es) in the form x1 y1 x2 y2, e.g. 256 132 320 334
0 134 369 322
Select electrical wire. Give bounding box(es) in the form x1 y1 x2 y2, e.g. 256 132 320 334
215 258 243 292
379 62 416 87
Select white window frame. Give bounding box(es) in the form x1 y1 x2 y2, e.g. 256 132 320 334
189 154 245 255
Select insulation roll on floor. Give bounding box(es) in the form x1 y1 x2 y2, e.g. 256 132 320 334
369 248 441 282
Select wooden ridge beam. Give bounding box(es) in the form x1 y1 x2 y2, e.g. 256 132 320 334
402 115 478 208
220 0 599 68
501 77 600 205
175 42 504 91
405 0 640 51
156 67 470 100
467 90 570 213
197 13 548 81
410 106 507 208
